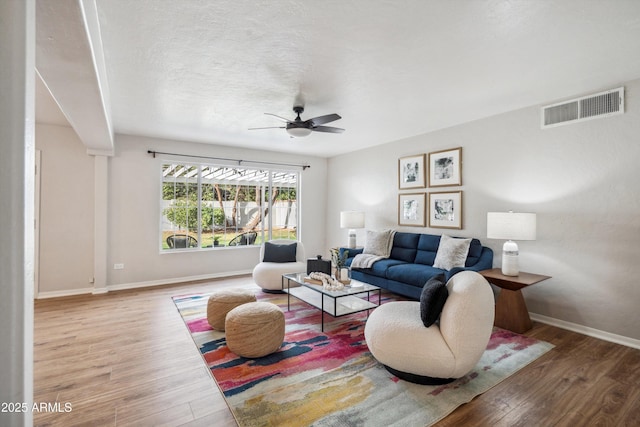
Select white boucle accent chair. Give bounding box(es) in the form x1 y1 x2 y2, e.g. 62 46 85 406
252 239 306 292
364 270 495 384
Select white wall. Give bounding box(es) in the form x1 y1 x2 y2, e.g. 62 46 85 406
36 124 95 294
327 79 640 342
106 135 327 288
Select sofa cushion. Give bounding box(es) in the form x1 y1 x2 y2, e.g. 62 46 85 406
358 258 408 278
420 273 449 327
389 232 420 263
386 264 445 287
414 234 441 265
263 241 297 263
433 235 471 270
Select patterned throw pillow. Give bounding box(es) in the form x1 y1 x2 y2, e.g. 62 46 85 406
433 235 471 270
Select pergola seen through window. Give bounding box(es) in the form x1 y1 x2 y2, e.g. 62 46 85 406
161 162 299 251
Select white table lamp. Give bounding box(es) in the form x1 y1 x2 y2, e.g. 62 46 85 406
487 212 537 276
340 211 365 248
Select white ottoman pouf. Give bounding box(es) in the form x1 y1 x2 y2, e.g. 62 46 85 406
225 302 285 358
364 271 494 384
207 289 257 331
252 261 305 292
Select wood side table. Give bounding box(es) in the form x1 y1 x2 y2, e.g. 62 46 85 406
480 268 551 334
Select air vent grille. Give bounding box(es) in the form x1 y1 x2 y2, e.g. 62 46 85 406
541 87 624 128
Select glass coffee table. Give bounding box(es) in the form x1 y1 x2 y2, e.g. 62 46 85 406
282 272 382 331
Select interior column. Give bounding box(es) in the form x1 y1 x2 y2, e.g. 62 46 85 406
93 154 109 294
0 0 35 425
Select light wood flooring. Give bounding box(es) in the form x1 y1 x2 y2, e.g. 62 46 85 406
34 275 640 426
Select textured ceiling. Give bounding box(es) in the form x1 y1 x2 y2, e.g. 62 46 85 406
36 0 640 157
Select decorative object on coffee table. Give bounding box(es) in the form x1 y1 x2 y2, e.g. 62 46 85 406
330 247 350 283
309 272 345 291
337 267 351 283
480 268 551 333
225 301 285 358
486 211 537 276
206 289 257 331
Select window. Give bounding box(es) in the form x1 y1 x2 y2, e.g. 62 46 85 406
161 162 299 251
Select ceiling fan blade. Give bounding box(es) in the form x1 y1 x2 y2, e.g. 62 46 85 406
307 113 341 126
248 126 286 130
264 113 293 123
312 125 345 134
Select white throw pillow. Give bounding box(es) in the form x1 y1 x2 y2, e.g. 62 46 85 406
363 229 395 257
433 235 471 270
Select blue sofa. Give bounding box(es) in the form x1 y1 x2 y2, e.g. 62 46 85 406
341 232 493 300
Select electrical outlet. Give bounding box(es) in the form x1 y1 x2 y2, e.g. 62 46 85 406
113 263 124 270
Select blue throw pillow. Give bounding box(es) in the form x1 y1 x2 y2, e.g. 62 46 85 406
419 273 449 327
263 242 297 263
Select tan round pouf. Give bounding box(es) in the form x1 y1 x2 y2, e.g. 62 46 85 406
206 289 257 331
225 302 285 358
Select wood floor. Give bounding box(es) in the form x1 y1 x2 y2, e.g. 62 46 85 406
33 275 640 426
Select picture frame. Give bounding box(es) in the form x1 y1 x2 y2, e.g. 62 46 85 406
398 193 426 227
398 154 426 189
428 147 462 187
428 191 463 229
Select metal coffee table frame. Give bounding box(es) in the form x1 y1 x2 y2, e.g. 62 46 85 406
282 272 381 331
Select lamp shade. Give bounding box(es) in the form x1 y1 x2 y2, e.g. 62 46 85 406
487 212 536 241
340 211 365 229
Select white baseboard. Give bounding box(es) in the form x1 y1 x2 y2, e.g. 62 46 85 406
530 312 640 350
107 270 253 292
36 287 96 299
36 270 253 299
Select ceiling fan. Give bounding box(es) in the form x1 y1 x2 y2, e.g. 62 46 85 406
249 106 344 137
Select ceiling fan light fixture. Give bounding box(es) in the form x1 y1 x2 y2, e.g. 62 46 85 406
286 126 312 137
250 105 342 137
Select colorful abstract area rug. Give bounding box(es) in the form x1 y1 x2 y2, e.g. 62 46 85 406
173 290 554 427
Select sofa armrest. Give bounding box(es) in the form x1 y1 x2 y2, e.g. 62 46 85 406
466 247 494 272
340 247 364 268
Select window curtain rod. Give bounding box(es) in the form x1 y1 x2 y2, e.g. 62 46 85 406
147 150 311 170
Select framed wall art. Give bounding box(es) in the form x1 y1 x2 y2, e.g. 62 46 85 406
398 154 426 189
428 147 462 187
428 191 463 229
398 193 426 227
